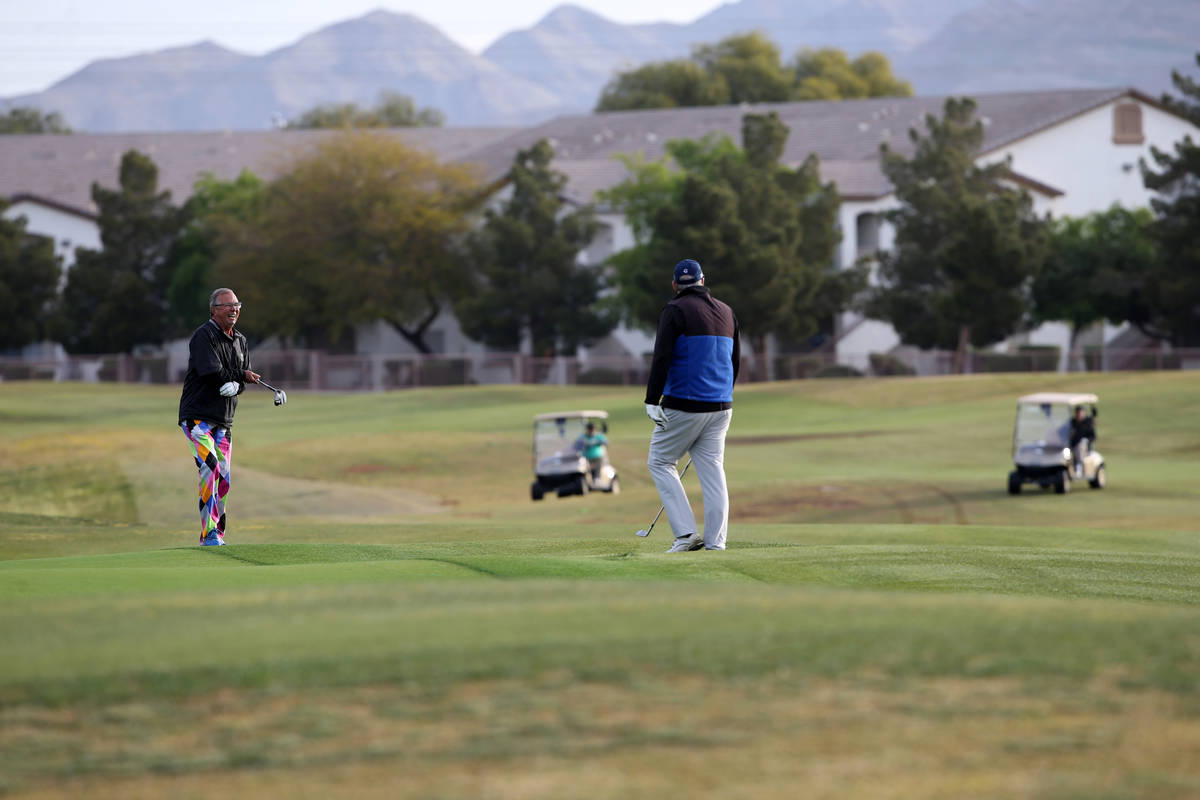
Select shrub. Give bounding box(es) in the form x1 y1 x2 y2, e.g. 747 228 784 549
576 367 626 385
976 346 1059 373
869 352 916 376
813 363 863 378
774 355 825 379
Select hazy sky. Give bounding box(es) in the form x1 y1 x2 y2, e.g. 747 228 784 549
0 0 723 97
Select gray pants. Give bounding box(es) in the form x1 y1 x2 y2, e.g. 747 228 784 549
647 408 732 549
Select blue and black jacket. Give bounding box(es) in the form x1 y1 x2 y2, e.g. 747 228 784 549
644 286 740 412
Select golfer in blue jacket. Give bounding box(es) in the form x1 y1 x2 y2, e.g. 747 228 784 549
644 259 741 552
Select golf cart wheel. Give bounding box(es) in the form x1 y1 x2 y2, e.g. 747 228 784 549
1089 465 1106 490
1007 471 1021 495
531 482 544 501
1054 469 1069 494
608 478 620 495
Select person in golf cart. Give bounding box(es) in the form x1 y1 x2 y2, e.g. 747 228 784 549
1068 405 1097 476
575 422 609 480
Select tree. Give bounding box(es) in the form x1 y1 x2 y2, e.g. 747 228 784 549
866 97 1048 373
595 34 912 112
692 33 794 105
0 201 61 350
453 140 613 355
1139 52 1200 347
213 132 481 352
0 106 71 134
1031 206 1157 370
51 151 185 353
287 91 443 129
166 170 265 336
793 49 913 101
596 60 727 111
601 112 860 378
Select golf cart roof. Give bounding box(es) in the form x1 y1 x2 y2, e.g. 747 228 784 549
533 410 609 422
1017 392 1098 406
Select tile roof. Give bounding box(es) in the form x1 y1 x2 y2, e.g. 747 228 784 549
467 86 1137 202
0 127 517 216
1 87 1147 215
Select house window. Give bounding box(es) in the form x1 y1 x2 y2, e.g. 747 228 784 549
856 212 880 258
1113 103 1144 145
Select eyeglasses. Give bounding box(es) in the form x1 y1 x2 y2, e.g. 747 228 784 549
213 302 243 310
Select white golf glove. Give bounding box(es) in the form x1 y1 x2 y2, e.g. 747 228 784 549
645 403 669 428
218 381 240 397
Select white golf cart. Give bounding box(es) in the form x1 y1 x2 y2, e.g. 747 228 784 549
1008 392 1106 495
531 410 620 500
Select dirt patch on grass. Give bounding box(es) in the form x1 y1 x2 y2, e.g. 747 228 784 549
736 485 865 520
728 430 885 445
7 674 1200 799
342 463 419 475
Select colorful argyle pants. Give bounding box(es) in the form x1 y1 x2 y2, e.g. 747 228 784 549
181 420 233 544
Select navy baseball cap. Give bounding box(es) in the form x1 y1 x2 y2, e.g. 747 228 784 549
673 259 703 286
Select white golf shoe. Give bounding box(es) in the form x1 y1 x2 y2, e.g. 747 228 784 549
666 533 704 553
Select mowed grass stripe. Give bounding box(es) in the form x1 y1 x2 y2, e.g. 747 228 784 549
3 580 1199 707
3 534 1200 603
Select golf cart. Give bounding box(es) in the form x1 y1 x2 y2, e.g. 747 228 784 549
531 410 620 500
1008 392 1106 495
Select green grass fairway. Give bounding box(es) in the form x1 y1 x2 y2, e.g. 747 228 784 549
3 372 1200 798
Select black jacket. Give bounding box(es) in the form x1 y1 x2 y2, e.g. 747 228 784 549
1069 415 1096 446
644 286 740 412
178 319 251 427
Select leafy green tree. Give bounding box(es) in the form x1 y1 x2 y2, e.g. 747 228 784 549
1031 206 1157 369
596 34 912 112
287 91 443 129
866 97 1048 373
453 140 613 355
793 49 913 100
214 132 481 352
166 170 265 335
0 106 71 134
0 201 62 350
692 33 794 104
51 151 185 353
601 112 859 377
596 60 727 111
1140 53 1200 347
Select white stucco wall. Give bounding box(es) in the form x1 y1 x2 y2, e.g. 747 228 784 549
2 200 100 270
990 98 1196 217
832 94 1198 371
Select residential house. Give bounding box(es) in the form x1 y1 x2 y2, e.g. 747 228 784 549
4 87 1196 374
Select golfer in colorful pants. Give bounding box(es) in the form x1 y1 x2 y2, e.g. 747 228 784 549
181 420 232 544
178 288 259 546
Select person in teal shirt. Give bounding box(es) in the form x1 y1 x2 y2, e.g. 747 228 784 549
575 422 608 479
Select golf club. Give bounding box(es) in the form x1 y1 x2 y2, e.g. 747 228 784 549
635 458 691 537
255 378 287 406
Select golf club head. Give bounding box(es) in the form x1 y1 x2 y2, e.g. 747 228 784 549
635 529 650 537
274 390 287 406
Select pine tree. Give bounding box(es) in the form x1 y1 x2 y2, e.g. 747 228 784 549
454 140 613 355
51 151 184 353
1139 53 1200 347
867 97 1048 372
0 202 61 350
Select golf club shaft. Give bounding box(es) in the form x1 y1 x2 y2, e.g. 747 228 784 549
642 458 692 537
256 378 280 393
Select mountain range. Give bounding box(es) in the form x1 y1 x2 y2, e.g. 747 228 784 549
5 0 1198 132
